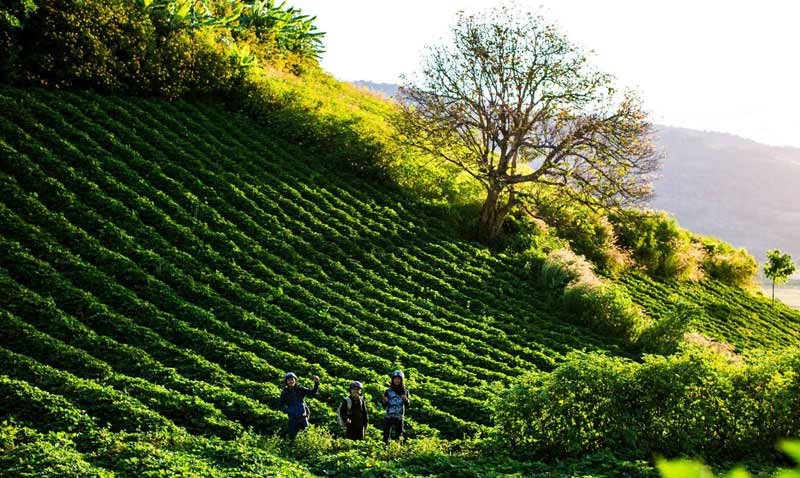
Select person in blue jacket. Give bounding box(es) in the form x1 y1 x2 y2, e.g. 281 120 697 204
382 370 410 443
279 372 319 438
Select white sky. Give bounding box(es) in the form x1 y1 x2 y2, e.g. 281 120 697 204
290 0 800 148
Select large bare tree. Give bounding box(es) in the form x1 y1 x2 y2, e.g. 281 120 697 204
396 7 659 243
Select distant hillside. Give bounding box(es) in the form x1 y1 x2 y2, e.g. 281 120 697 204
352 80 400 99
652 126 800 269
353 81 800 274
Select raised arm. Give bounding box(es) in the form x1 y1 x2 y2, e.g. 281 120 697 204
304 375 320 397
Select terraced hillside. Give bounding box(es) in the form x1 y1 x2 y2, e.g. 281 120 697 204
2 86 800 476
0 86 626 440
620 272 800 352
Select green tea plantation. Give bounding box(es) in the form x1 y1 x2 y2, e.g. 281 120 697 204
1 85 800 477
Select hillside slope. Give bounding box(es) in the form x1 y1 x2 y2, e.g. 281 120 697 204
2 86 800 476
0 86 623 437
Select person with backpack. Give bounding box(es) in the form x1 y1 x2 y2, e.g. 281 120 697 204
337 381 369 440
381 370 410 443
279 372 319 439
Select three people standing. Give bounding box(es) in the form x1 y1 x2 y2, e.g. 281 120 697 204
280 370 410 443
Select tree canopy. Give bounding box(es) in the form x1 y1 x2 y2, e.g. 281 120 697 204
764 249 796 305
397 6 659 243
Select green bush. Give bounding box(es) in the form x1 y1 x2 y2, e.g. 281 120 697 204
287 425 335 460
0 0 241 96
495 348 800 462
532 190 629 276
611 210 701 281
539 249 648 344
563 282 649 344
0 0 321 96
637 300 695 355
539 249 598 290
498 213 557 254
696 235 758 289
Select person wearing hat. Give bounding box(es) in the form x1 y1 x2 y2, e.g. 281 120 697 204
338 381 369 440
279 372 320 438
381 370 410 443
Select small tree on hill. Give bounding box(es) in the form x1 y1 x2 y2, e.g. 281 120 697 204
396 6 659 244
764 249 796 306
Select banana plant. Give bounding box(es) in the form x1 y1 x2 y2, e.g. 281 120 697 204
138 0 324 59
141 0 242 31
228 42 258 69
238 0 324 57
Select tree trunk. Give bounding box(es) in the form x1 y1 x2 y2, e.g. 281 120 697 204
772 280 776 307
478 187 509 245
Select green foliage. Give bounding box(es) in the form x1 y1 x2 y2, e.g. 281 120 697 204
764 249 797 306
657 440 800 478
237 0 325 58
539 249 649 345
0 1 36 79
612 209 701 281
540 249 599 291
563 282 649 344
696 235 758 289
496 348 800 463
532 191 629 276
656 459 730 478
499 213 567 259
0 0 242 96
637 300 695 355
0 0 323 93
765 250 796 287
287 425 335 460
0 0 37 29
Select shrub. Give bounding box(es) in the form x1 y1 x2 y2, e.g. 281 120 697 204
637 300 696 355
0 0 321 97
53 0 153 91
539 249 599 290
696 235 758 289
495 348 800 462
563 282 649 344
611 209 702 281
539 249 648 344
532 190 630 276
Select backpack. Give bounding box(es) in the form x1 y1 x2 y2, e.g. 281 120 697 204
336 397 352 428
384 388 408 416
